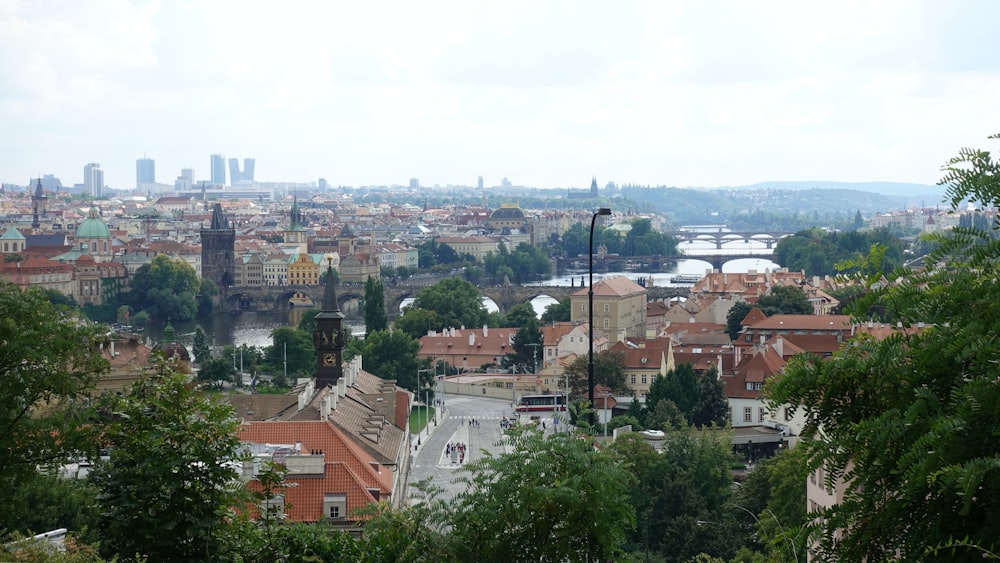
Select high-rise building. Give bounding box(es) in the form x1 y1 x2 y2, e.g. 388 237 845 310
175 168 195 191
409 178 419 189
228 158 242 184
243 158 255 182
210 154 226 185
84 163 104 197
478 176 484 190
136 157 155 188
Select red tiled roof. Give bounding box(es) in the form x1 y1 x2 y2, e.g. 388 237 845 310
572 276 646 297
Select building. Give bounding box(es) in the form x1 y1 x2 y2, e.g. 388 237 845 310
486 204 528 231
570 276 648 344
210 154 226 185
84 163 104 197
283 196 309 255
0 225 26 255
31 179 47 230
243 158 255 183
200 203 235 289
136 157 155 188
175 168 195 191
434 236 499 262
417 326 520 372
72 207 114 262
228 158 242 184
287 254 319 285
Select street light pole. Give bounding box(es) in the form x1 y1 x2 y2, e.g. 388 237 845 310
588 207 612 428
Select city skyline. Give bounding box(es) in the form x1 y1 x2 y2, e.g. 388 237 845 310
2 1 999 190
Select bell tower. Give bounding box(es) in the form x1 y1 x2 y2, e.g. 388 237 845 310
314 260 346 387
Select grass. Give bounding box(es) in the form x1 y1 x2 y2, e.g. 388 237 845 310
409 406 437 434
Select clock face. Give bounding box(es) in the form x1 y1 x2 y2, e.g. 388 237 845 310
323 353 337 366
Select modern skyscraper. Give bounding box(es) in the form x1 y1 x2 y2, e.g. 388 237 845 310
243 158 255 182
175 168 195 191
228 158 242 184
409 178 419 189
84 163 104 197
478 176 484 190
136 157 155 188
210 154 226 185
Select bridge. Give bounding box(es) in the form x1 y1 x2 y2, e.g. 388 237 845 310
224 280 690 315
556 251 776 272
665 230 792 249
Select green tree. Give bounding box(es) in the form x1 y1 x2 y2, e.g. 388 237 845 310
393 306 440 340
411 278 488 331
90 370 244 562
263 327 314 377
128 254 201 320
754 285 812 316
725 301 753 340
364 276 388 333
500 302 537 328
765 134 1000 561
648 363 698 421
191 326 210 364
197 357 236 388
733 446 810 561
690 367 728 429
564 349 629 397
5 472 101 546
540 297 571 324
353 329 428 391
504 319 542 373
447 426 636 562
297 308 320 334
853 209 864 230
0 283 108 535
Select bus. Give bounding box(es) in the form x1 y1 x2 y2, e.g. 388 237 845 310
515 394 568 413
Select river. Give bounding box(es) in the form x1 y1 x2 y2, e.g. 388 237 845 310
148 254 780 351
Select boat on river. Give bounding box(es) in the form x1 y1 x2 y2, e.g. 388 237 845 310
669 274 702 284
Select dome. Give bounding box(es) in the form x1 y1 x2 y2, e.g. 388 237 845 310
489 206 526 220
77 207 110 239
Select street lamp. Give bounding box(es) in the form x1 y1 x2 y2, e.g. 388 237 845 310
588 207 612 427
417 368 431 445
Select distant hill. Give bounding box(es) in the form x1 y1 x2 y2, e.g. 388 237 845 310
731 181 944 199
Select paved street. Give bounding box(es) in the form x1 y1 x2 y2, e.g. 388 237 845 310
406 392 569 504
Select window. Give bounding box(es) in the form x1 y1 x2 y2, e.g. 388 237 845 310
603 318 609 328
603 304 609 313
261 495 285 520
758 407 765 422
745 334 752 342
728 406 733 422
324 493 347 520
581 304 586 312
743 407 752 422
641 374 647 384
630 374 636 384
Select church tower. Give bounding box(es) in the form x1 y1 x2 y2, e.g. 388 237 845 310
200 203 235 290
31 179 47 230
283 195 308 254
314 260 346 387
590 176 599 198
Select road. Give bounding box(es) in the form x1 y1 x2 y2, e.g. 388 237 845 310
406 392 568 504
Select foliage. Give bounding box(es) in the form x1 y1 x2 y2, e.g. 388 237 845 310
396 278 488 338
732 446 810 561
540 297 571 324
4 473 100 546
351 329 429 391
0 283 108 535
772 227 905 277
564 349 629 397
483 241 553 283
765 134 1000 561
90 369 244 562
364 276 388 333
504 319 543 374
191 326 210 364
754 285 812 316
608 429 740 562
42 287 77 309
689 367 729 429
127 254 206 321
725 301 753 340
648 364 698 421
263 326 314 377
499 302 537 328
197 357 236 388
296 308 320 334
447 426 636 562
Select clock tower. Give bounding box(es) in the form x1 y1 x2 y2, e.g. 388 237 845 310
314 261 346 387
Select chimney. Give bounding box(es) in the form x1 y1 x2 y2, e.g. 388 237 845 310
483 324 488 337
469 333 475 347
774 336 783 357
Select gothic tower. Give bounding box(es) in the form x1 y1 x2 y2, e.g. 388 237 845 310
200 203 235 290
283 195 308 254
590 176 599 198
314 261 346 387
31 179 47 230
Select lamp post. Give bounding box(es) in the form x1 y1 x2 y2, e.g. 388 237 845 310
417 368 431 445
588 207 612 427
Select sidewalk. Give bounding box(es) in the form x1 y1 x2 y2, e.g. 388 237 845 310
411 408 446 457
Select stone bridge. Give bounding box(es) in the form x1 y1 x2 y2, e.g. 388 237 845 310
666 230 793 249
224 281 690 315
557 252 775 272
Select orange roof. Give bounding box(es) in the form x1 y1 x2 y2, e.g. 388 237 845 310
572 276 646 297
747 314 852 332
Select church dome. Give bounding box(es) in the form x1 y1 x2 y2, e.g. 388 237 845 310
489 206 526 221
77 208 110 239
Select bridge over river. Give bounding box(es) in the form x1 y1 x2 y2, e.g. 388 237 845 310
225 280 690 316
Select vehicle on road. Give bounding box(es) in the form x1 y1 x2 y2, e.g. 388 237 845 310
515 394 567 413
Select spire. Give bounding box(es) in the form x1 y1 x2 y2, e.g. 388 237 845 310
210 203 228 230
320 262 343 315
163 321 176 342
34 178 43 197
291 195 300 228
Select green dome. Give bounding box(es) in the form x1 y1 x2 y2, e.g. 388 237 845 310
77 207 110 239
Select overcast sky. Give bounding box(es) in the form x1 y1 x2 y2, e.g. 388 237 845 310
3 0 999 190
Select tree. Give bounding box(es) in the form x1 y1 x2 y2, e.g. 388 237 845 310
353 329 428 391
754 285 812 316
505 319 542 373
853 209 864 230
690 367 728 429
191 326 210 364
393 306 440 340
500 302 537 329
412 278 488 331
648 363 698 421
197 357 236 388
725 301 753 340
447 426 636 562
0 283 108 535
263 327 314 377
90 370 244 561
564 350 629 397
766 134 1000 561
540 297 570 324
127 254 201 320
364 276 388 333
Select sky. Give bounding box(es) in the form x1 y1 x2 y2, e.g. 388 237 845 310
2 0 1000 191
